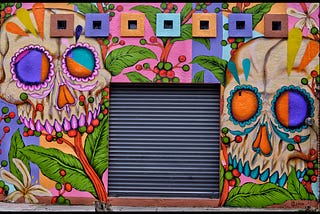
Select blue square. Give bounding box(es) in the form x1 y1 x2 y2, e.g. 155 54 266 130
156 13 180 37
85 13 109 37
228 14 252 37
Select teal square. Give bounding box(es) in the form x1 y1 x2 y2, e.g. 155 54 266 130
156 13 180 37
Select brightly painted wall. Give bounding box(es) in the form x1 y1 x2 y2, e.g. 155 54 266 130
0 2 319 209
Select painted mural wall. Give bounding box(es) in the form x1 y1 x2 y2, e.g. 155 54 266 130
0 2 319 209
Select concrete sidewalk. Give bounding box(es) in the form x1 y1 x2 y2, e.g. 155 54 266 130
0 202 310 212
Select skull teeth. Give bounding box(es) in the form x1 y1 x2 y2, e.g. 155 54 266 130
228 153 297 187
21 107 100 134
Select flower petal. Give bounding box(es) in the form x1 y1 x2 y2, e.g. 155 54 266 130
12 158 31 188
5 191 23 202
294 18 306 30
287 8 307 18
308 18 319 29
0 170 24 190
29 184 52 197
24 194 39 204
308 3 319 14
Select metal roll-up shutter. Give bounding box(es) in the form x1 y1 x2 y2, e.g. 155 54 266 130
108 83 220 198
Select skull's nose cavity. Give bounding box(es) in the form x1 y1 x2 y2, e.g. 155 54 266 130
252 125 272 157
57 84 75 109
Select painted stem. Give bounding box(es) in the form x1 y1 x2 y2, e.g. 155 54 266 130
219 142 230 206
74 132 108 203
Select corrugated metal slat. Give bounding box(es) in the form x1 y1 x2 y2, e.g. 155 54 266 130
108 84 220 198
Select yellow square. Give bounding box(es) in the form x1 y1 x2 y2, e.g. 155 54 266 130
192 13 216 37
120 13 145 37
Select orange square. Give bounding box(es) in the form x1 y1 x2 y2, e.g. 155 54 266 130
120 13 145 37
192 13 216 37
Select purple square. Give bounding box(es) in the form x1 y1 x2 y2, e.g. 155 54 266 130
85 13 109 37
228 13 252 37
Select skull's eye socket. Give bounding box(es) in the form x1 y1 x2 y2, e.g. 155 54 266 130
273 86 314 130
62 43 99 81
227 85 262 126
11 45 54 91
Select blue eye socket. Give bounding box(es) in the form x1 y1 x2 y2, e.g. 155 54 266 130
11 45 54 91
62 43 100 81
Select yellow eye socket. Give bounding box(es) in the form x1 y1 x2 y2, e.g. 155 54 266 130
231 89 259 122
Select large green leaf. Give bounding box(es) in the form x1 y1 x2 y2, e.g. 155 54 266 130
125 71 152 83
226 182 294 208
84 115 109 178
105 45 157 76
191 55 227 85
19 145 97 198
130 5 162 35
244 3 274 29
192 37 211 50
180 3 192 22
74 3 99 14
8 130 30 187
192 70 205 83
219 163 225 194
287 167 317 200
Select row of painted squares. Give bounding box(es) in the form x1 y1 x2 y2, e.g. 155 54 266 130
52 13 289 38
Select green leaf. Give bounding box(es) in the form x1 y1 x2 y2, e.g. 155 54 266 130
74 3 99 14
171 24 192 43
219 163 225 194
19 145 97 198
287 167 317 200
130 5 162 35
125 71 152 83
105 45 157 76
180 3 192 22
244 3 275 29
85 115 109 178
8 130 30 187
192 70 205 83
226 182 294 208
191 55 227 85
192 37 211 50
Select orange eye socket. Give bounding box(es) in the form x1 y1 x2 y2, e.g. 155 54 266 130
227 85 262 126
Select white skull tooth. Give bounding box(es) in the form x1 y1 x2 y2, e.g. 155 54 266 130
45 120 53 134
79 113 86 127
71 115 78 130
54 119 63 133
35 120 45 132
63 118 71 132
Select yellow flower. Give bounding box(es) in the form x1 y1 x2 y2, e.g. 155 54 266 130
287 3 319 30
0 158 52 203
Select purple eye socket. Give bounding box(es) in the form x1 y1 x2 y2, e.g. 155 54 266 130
62 43 100 82
10 45 54 91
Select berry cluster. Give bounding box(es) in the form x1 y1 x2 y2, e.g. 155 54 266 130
0 160 9 197
224 165 241 187
160 3 178 13
0 3 22 25
152 61 180 83
51 169 72 205
100 3 123 21
1 106 17 155
195 2 211 13
301 149 318 192
221 37 245 55
102 34 125 47
221 127 243 145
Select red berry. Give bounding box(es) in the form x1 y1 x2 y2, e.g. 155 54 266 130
307 162 314 169
227 37 235 43
103 109 108 115
311 175 317 182
0 11 5 19
178 55 186 62
232 168 241 177
8 112 15 119
230 49 237 55
238 42 245 48
3 126 10 133
135 64 142 71
23 131 29 137
244 3 250 7
5 7 12 14
67 130 77 137
293 135 301 143
235 135 242 143
159 70 167 77
311 70 318 78
156 80 162 83
149 36 157 43
65 183 72 192
0 187 4 194
301 180 306 185
153 67 160 74
60 169 66 177
314 169 318 176
51 196 57 204
27 129 34 136
116 5 123 12
36 104 44 112
167 3 173 10
119 40 125 45
309 149 316 155
57 138 64 144
167 70 175 79
228 179 236 186
87 125 94 134
203 9 208 13
79 95 85 102
163 9 170 13
46 135 53 142
91 119 100 127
